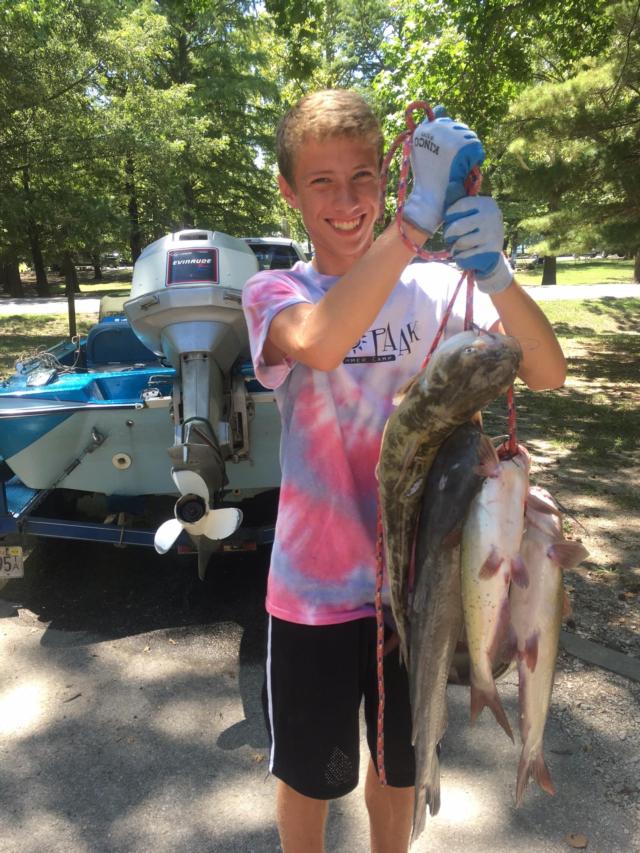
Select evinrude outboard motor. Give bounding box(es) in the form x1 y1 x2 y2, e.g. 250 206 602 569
124 229 260 577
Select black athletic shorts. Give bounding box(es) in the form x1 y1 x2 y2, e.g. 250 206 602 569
262 615 415 800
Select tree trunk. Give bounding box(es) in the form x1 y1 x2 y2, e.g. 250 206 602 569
182 177 196 229
61 251 78 338
634 249 640 283
91 252 103 281
125 155 142 263
31 241 50 296
541 256 557 285
61 251 81 294
1 252 24 297
22 166 50 296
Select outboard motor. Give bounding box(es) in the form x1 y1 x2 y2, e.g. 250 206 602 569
124 229 260 576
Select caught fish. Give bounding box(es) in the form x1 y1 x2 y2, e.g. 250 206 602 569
378 330 522 662
510 485 589 806
460 443 531 741
409 421 498 839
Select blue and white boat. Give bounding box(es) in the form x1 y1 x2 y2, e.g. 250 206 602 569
0 230 282 577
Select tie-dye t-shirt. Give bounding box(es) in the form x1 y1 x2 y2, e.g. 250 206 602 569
242 260 499 626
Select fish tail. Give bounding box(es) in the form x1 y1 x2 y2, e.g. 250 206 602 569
516 747 556 807
411 770 441 843
470 683 514 742
411 786 427 843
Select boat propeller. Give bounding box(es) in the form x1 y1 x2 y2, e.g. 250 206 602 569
154 470 242 579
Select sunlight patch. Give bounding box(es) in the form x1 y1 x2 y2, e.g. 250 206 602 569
436 783 483 823
0 680 45 738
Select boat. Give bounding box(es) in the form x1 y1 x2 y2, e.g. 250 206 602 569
0 230 282 577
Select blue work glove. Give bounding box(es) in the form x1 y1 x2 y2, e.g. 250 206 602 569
443 196 514 294
402 113 485 237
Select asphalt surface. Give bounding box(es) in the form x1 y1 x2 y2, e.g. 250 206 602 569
1 538 639 853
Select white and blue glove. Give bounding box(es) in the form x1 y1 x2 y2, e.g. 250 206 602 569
443 196 514 294
402 113 485 237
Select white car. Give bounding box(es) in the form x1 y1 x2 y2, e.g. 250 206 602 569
243 237 309 270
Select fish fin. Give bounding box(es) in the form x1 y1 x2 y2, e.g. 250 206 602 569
548 540 590 569
441 526 463 548
412 770 441 843
470 684 514 742
398 435 421 482
474 434 501 478
411 791 427 842
522 631 539 672
511 554 529 588
479 546 503 579
504 626 519 663
383 632 399 656
516 749 556 807
526 490 561 516
392 373 419 406
562 589 573 619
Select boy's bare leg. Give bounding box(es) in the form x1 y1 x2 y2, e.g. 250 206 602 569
276 779 329 853
364 758 413 853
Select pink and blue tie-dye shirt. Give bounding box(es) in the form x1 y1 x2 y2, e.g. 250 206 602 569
242 260 499 626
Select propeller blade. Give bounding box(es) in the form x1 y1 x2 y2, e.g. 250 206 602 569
202 507 242 541
154 518 184 554
182 507 243 541
171 469 209 501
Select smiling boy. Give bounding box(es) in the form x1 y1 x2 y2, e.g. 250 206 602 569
242 89 565 853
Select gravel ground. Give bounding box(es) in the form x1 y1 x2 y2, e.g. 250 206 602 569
552 652 640 823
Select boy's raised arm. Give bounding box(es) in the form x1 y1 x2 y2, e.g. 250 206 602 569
265 220 428 371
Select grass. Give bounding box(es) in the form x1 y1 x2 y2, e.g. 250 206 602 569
14 266 132 299
515 258 635 286
0 315 95 379
483 296 640 513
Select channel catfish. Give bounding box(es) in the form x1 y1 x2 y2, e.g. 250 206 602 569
510 486 589 806
460 444 531 741
409 420 499 839
378 330 522 662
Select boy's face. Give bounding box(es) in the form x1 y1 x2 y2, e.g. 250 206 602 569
278 134 381 276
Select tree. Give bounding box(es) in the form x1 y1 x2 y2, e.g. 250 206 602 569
495 2 640 282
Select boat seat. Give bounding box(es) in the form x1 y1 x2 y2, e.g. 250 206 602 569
85 319 160 367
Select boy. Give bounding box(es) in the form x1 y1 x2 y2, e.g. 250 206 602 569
242 89 565 853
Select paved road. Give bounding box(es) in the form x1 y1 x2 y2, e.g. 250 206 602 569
0 283 638 316
1 540 639 853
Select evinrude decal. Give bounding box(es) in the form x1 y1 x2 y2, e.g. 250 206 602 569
166 248 219 285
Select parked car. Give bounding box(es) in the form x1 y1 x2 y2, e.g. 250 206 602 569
243 237 309 270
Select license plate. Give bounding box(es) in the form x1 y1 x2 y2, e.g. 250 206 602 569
0 545 24 579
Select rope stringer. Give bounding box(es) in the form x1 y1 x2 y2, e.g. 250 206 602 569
373 101 519 786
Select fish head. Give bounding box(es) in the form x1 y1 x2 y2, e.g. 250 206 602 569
420 331 522 420
525 485 563 538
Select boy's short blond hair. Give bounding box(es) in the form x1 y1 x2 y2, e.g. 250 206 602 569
276 89 384 187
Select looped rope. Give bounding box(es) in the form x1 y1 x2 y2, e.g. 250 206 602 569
373 100 518 786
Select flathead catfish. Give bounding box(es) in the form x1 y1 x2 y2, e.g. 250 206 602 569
510 486 589 806
378 330 522 662
460 444 531 741
410 421 499 839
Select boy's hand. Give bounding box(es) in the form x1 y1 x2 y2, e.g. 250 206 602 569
402 115 485 236
443 196 514 294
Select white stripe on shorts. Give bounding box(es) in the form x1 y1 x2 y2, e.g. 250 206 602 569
266 615 276 773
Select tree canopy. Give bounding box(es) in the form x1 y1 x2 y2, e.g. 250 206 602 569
1 0 638 290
